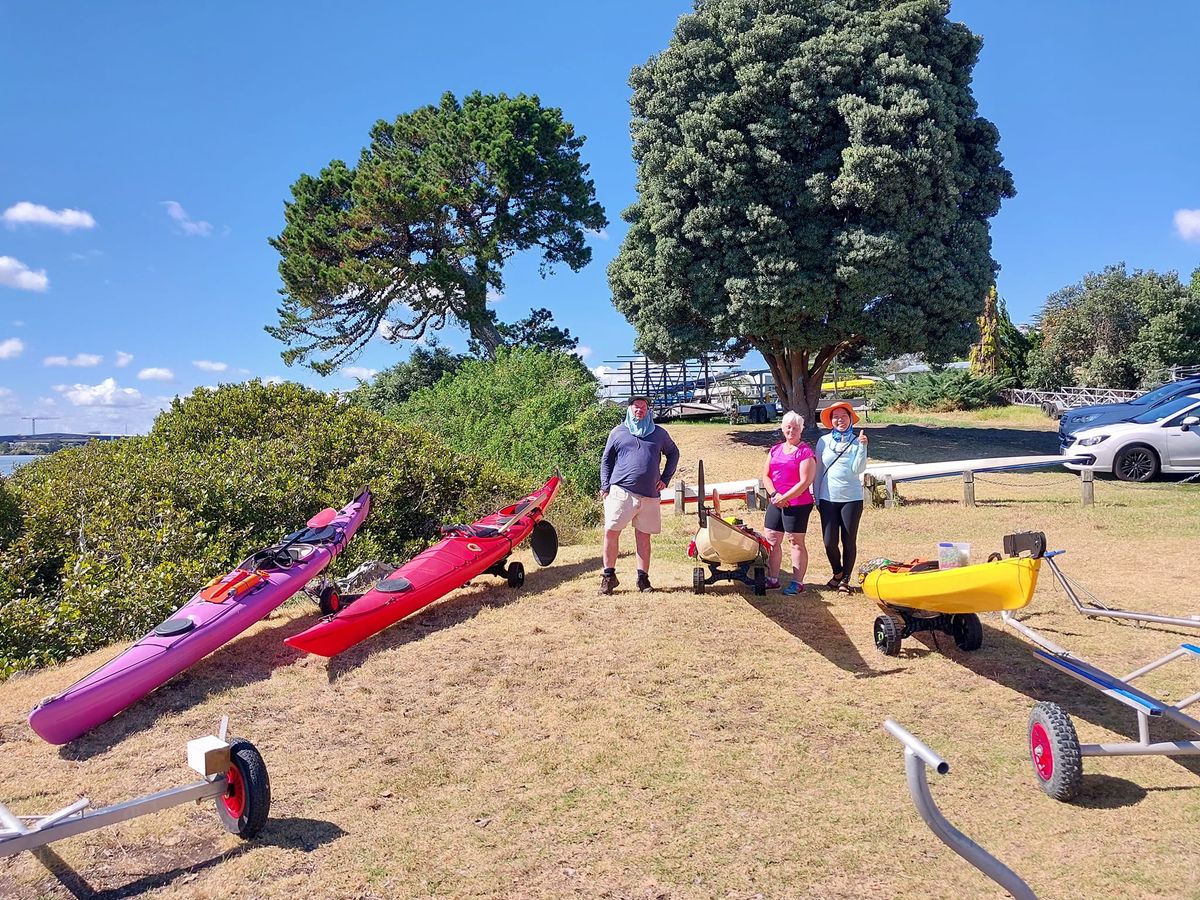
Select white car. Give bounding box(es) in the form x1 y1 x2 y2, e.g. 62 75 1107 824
1062 392 1200 482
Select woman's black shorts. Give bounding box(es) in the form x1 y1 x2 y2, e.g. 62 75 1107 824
764 501 813 534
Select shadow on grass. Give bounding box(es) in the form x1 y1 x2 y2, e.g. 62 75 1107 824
749 589 905 678
58 612 318 761
729 423 1059 463
27 816 343 899
324 556 600 682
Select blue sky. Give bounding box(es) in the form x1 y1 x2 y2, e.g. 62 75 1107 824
1 1 1197 434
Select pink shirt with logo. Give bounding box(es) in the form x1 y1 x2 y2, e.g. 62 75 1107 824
767 442 815 506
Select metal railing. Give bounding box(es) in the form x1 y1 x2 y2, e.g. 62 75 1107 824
1003 387 1142 410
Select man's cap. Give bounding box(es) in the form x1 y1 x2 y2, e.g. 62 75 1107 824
628 394 649 404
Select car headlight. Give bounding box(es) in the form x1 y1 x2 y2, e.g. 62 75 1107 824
1075 414 1099 424
1076 434 1109 447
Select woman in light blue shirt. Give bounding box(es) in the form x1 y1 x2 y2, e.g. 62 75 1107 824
814 402 868 593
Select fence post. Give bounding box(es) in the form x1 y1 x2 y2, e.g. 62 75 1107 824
885 474 896 508
674 480 685 516
962 470 975 507
1081 469 1094 507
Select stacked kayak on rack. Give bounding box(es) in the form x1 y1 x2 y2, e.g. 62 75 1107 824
286 473 561 657
29 491 372 745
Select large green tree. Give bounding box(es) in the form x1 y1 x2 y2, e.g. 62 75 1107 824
269 92 607 373
1025 263 1200 389
969 285 1029 383
609 0 1014 434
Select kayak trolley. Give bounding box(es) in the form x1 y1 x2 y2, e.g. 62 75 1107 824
883 720 1036 899
1003 551 1200 801
0 717 270 858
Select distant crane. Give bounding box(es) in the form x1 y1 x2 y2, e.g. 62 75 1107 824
21 415 59 436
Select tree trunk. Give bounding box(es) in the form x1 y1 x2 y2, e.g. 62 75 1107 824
467 317 504 360
760 345 841 443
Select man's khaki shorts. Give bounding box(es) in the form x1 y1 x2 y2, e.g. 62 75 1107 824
603 484 662 534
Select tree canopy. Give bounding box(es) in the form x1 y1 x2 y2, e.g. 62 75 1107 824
608 0 1014 432
268 91 607 374
1025 263 1200 389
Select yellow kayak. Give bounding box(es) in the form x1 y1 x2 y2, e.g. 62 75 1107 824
860 556 1041 615
821 377 876 392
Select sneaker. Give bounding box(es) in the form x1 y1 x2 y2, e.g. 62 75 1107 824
636 571 653 593
765 577 781 590
782 581 805 596
599 573 619 595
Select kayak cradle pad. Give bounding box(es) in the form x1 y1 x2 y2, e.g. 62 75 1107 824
377 577 413 593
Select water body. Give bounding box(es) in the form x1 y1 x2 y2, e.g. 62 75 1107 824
0 455 46 476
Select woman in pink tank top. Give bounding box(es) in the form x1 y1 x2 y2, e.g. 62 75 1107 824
760 411 817 594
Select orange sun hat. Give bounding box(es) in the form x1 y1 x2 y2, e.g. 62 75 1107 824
819 401 860 429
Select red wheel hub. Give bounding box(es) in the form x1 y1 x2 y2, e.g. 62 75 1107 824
223 763 246 818
1030 723 1054 781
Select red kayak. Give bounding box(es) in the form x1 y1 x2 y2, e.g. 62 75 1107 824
285 474 561 656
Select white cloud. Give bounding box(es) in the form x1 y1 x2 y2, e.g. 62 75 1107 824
263 376 286 385
586 228 610 240
574 345 593 360
55 377 143 408
44 353 103 367
193 359 227 372
1174 209 1200 242
486 288 504 304
0 337 23 359
340 366 377 381
0 256 49 292
115 351 134 367
2 201 96 231
162 200 213 237
137 367 174 381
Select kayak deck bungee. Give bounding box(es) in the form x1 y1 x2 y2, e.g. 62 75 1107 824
28 491 372 745
285 474 560 657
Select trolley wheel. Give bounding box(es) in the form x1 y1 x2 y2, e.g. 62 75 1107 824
950 613 983 652
752 566 766 596
216 739 271 838
317 584 342 616
873 614 902 656
1028 702 1083 801
506 562 525 588
693 567 705 595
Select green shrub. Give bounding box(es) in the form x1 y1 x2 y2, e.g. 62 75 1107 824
394 348 622 528
873 369 1013 412
0 381 519 677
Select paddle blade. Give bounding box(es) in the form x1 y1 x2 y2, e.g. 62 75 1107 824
308 507 338 528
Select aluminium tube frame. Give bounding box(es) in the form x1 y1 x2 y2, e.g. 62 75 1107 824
1044 551 1200 630
883 720 1036 900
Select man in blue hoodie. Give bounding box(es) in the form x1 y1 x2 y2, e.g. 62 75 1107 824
598 396 680 594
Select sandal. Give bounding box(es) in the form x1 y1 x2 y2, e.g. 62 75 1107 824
825 576 842 589
837 580 852 595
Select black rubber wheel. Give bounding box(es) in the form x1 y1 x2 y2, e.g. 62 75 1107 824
873 614 902 656
216 739 271 838
317 584 342 616
1028 702 1083 801
752 566 766 597
1113 444 1160 483
951 613 984 652
693 567 705 595
506 561 525 588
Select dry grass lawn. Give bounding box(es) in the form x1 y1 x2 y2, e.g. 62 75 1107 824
2 412 1200 898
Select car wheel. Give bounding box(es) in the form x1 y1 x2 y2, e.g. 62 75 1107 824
1113 444 1160 483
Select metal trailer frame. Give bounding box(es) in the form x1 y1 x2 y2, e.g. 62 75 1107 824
1000 552 1200 801
0 717 269 858
883 720 1036 899
1042 551 1200 630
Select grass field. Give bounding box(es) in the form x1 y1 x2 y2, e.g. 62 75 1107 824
2 409 1199 898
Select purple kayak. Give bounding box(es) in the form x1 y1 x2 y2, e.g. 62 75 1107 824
28 490 372 745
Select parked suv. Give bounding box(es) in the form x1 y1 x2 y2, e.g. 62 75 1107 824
1062 393 1200 481
1058 376 1200 450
